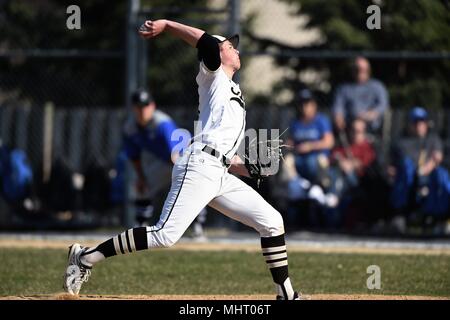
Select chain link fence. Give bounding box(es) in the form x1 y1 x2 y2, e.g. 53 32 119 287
239 0 450 165
1 0 449 231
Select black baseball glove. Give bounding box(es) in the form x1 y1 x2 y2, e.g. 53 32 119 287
243 137 282 180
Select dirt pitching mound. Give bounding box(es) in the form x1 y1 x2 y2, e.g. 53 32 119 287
2 293 447 300
1 238 450 255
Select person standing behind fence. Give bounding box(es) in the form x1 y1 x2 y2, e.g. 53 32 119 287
332 56 389 134
121 89 207 238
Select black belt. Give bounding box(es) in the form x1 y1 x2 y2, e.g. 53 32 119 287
202 145 231 168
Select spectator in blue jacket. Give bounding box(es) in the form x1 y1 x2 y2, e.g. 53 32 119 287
288 89 335 186
332 56 389 133
123 89 189 189
389 107 449 225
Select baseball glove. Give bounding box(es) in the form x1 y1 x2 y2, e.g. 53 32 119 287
243 136 283 182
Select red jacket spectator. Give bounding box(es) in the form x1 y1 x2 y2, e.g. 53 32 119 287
332 119 376 177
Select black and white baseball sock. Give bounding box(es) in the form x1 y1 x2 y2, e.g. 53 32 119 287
261 234 296 300
80 227 148 267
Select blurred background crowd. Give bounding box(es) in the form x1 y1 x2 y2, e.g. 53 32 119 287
0 0 449 237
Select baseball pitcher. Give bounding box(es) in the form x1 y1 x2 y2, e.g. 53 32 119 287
63 19 301 300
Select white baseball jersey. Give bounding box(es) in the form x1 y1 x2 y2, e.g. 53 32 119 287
145 63 284 248
195 62 246 158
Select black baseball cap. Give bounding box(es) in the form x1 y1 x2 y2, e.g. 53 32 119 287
297 88 315 104
131 89 154 107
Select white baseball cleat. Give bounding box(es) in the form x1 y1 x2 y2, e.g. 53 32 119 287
63 243 91 295
276 291 304 300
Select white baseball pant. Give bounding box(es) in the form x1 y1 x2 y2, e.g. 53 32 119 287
146 145 285 248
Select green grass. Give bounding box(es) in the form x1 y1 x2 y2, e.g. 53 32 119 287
0 248 449 297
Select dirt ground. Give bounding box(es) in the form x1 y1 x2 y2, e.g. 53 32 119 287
1 293 447 300
1 238 450 256
1 237 449 301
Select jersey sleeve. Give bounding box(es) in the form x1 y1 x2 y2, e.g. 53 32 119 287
288 121 298 143
196 61 223 88
318 114 332 135
196 33 221 72
372 80 389 114
158 121 180 156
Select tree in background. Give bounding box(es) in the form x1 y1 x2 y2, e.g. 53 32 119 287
0 0 210 108
245 0 450 109
142 0 216 108
0 0 127 107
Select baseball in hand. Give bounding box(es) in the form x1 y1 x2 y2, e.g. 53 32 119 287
138 20 166 39
139 23 149 32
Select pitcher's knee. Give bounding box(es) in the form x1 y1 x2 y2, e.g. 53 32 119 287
257 210 285 237
151 229 181 248
161 233 180 247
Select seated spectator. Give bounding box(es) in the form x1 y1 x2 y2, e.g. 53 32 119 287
281 152 339 230
332 56 389 134
282 153 338 208
331 118 376 187
287 88 334 188
330 119 381 230
284 89 338 229
389 107 450 228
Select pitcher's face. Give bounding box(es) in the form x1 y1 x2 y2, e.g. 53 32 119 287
220 40 241 71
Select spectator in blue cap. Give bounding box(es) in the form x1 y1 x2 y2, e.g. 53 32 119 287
395 107 443 176
409 106 428 123
388 106 449 232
